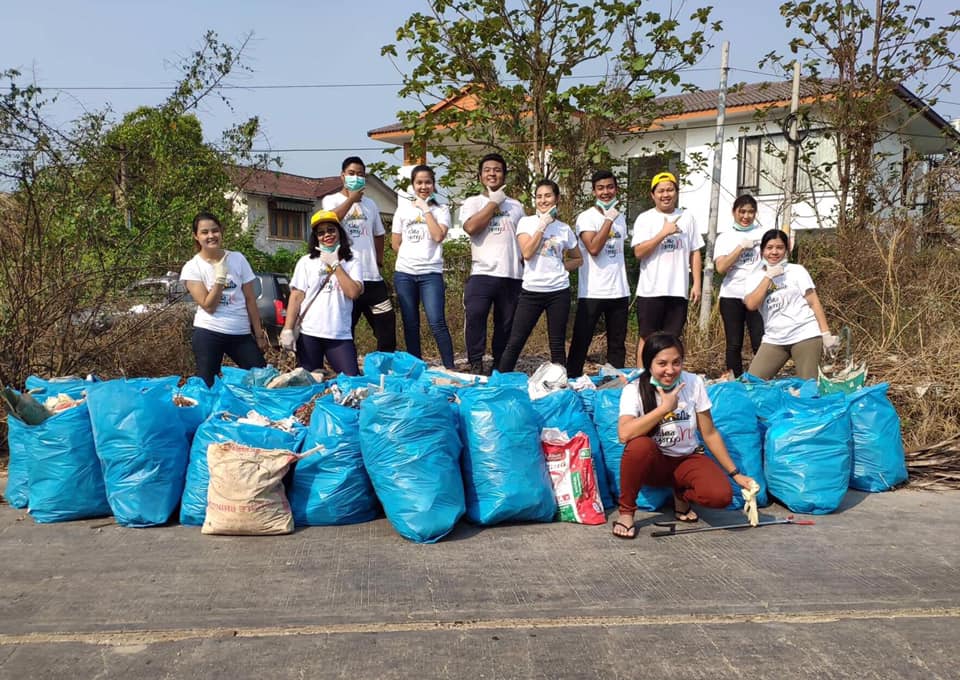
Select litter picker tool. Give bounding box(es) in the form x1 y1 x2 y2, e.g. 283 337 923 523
651 514 815 538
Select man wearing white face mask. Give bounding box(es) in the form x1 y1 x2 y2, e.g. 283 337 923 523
321 156 397 352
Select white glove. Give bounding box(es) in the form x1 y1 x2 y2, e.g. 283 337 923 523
537 212 554 232
739 236 755 250
319 250 340 268
414 197 430 213
487 188 506 205
764 262 785 279
603 207 620 222
280 329 296 351
213 255 228 286
821 331 840 351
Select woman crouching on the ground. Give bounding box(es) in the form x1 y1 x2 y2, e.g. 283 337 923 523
612 332 756 539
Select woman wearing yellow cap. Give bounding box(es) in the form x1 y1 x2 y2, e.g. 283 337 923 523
630 171 703 364
280 210 364 375
180 211 269 386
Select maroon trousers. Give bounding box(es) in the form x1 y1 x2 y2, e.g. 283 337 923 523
619 436 732 513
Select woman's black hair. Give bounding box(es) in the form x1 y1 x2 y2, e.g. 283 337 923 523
308 222 354 262
636 332 686 434
760 228 790 251
191 211 223 252
732 194 758 212
410 164 435 183
535 178 560 198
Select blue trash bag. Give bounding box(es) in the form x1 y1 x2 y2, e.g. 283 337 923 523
25 375 98 398
574 388 598 416
741 375 814 432
487 370 528 389
27 401 111 523
591 387 672 511
175 376 223 439
846 384 908 492
180 413 307 526
700 381 768 510
763 392 852 514
218 366 250 386
532 389 614 511
241 365 281 387
337 373 409 395
288 398 378 526
458 387 556 525
363 351 427 382
87 378 189 527
359 391 465 543
4 414 30 508
213 383 327 420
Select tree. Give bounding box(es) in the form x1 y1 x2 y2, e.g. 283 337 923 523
0 31 271 385
381 0 720 210
762 1 960 234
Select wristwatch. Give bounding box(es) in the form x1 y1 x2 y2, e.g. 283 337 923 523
727 467 740 478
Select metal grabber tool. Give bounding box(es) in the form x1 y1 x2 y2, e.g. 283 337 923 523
651 514 815 538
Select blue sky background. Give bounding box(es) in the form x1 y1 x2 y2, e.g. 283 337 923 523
3 0 958 177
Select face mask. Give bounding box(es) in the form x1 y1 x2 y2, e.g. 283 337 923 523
762 256 788 268
319 243 338 253
732 222 753 232
650 377 679 392
344 176 365 192
596 198 618 211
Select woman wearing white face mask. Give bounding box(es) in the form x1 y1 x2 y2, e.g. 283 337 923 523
497 179 583 372
713 194 765 377
280 210 363 375
743 229 837 379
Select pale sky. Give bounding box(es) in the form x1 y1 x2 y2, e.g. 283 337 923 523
4 0 958 177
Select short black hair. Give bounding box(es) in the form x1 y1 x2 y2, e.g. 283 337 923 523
591 169 616 188
733 194 758 211
477 153 507 175
341 156 365 172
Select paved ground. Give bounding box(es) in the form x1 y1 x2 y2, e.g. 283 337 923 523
1 484 958 679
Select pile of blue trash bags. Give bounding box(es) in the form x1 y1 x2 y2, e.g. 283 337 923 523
3 353 908 542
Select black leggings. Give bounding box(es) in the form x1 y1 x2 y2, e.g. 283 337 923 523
191 327 266 387
719 296 764 376
497 289 571 372
565 296 629 377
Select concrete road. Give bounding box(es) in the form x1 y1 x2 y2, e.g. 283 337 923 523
1 486 957 679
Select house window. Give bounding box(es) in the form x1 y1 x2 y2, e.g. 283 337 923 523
626 152 681 219
738 131 837 196
268 203 310 241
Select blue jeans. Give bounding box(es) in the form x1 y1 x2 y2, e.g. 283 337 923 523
296 335 359 376
393 271 455 368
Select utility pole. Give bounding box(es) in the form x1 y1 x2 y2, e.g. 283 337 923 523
781 61 802 237
698 40 729 332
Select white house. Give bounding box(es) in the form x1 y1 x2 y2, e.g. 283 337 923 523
227 167 400 254
368 80 959 235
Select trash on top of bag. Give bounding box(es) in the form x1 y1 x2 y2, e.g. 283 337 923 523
528 362 568 400
235 409 300 433
569 375 595 392
266 367 322 389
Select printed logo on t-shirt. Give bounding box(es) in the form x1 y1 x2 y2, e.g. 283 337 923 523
406 224 426 243
738 249 758 266
539 235 564 260
488 209 512 235
654 406 693 447
661 236 680 252
344 206 367 238
764 287 786 314
603 228 622 258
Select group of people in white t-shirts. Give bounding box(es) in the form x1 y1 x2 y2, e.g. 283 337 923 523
179 153 837 392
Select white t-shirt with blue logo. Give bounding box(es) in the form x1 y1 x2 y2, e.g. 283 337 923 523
744 263 820 346
630 207 704 298
714 224 765 299
516 216 579 293
618 371 712 457
180 251 257 335
320 193 385 283
394 201 452 275
575 206 629 299
290 255 363 340
459 194 525 279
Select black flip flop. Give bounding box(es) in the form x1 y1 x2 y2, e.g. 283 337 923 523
612 520 637 540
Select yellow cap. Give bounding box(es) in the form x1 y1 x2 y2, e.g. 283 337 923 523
310 209 341 227
650 171 678 190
